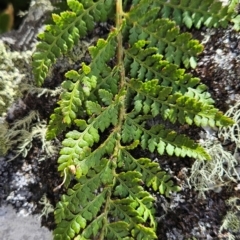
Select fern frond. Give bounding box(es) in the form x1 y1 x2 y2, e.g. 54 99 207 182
31 0 236 239
54 159 113 240
47 70 93 139
88 34 117 77
122 115 211 160
57 93 119 176
33 0 114 86
114 171 156 226
55 158 157 239
98 89 113 106
111 172 158 238
119 150 181 197
47 33 118 139
125 40 213 104
88 33 119 95
127 7 203 68
105 221 129 239
129 78 234 127
58 126 99 170
60 70 97 125
130 0 233 29
46 107 68 140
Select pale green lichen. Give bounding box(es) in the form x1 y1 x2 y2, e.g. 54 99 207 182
20 83 62 98
0 117 10 155
0 110 58 159
38 193 54 219
0 0 61 159
218 100 240 239
0 0 54 117
219 101 240 153
188 99 240 198
219 197 240 240
188 137 239 198
0 40 33 116
189 100 240 237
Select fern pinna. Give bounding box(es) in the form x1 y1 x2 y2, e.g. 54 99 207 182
32 0 236 239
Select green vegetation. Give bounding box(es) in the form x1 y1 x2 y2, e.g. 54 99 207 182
8 0 239 239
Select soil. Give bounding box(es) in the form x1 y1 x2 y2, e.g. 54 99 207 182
0 1 240 240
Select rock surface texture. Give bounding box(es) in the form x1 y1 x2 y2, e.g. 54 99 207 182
0 204 52 240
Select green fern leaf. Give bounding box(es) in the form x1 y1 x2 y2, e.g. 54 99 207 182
58 126 99 173
47 33 118 137
54 160 112 239
86 101 102 115
88 34 120 96
125 40 213 104
32 0 236 239
33 0 114 86
114 171 155 207
106 221 129 239
151 0 232 29
57 116 116 175
111 171 157 238
60 70 97 124
46 107 68 140
130 78 234 127
119 149 181 197
127 2 203 68
123 115 211 160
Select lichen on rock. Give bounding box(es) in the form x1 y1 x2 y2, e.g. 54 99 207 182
0 40 33 116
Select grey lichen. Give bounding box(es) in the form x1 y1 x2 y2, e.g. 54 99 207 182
188 99 240 198
188 99 240 238
0 41 33 116
38 193 54 219
0 110 59 159
219 101 240 154
188 131 240 198
219 197 240 240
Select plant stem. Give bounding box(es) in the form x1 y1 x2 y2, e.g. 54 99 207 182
99 2 126 239
116 0 125 89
